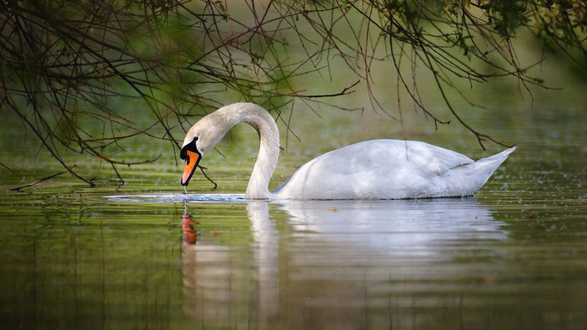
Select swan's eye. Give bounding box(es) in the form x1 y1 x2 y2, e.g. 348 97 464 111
180 137 199 160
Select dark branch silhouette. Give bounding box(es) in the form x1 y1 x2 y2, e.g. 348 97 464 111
1 0 585 185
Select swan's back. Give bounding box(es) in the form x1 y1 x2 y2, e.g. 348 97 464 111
273 140 514 200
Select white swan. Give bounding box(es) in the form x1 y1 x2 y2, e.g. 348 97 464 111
180 103 516 200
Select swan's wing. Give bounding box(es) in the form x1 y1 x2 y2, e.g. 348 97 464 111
274 140 475 199
395 140 474 177
299 140 473 178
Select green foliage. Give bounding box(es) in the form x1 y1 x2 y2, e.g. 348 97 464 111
481 0 531 38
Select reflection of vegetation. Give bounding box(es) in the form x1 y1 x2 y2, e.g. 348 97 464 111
1 0 585 186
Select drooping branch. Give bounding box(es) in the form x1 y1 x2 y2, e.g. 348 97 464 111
1 0 584 187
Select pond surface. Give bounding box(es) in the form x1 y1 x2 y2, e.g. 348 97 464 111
1 101 587 329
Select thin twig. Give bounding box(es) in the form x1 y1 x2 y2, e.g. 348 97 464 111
199 166 217 190
10 165 77 191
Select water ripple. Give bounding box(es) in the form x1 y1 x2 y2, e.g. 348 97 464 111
105 193 247 203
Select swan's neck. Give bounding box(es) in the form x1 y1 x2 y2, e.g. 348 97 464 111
245 111 279 200
219 104 279 199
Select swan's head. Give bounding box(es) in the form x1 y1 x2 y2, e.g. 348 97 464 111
179 134 202 186
180 110 232 186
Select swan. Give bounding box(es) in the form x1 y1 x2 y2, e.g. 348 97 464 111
180 103 516 200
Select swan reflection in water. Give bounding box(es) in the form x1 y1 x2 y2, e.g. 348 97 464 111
182 198 508 329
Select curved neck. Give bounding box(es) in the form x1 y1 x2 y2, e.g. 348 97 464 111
217 103 279 199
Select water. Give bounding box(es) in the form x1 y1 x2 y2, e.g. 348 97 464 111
1 99 587 329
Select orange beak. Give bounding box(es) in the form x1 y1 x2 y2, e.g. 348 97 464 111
181 150 200 186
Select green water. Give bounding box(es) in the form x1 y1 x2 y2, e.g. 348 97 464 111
1 96 587 329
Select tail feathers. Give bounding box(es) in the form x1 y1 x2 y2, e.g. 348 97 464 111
476 146 517 168
499 145 517 157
